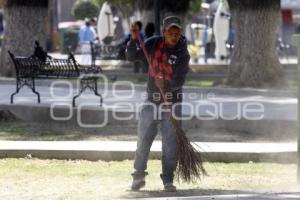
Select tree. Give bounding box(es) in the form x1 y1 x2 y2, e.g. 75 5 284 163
72 0 100 20
188 0 202 16
0 0 48 76
227 0 282 87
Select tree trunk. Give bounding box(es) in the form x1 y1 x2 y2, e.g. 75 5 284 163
1 4 48 76
227 0 282 87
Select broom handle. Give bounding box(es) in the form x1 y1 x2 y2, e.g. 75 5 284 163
135 31 173 113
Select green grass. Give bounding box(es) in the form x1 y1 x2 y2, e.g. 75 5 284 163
185 79 215 87
0 121 87 141
0 121 138 141
0 159 298 200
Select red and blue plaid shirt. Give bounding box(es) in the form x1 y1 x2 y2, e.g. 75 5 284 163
150 41 173 81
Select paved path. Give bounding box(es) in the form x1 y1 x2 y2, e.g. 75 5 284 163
135 193 300 200
48 53 298 66
0 141 296 163
0 141 295 152
0 84 297 121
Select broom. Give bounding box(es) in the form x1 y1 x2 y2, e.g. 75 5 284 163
135 31 207 182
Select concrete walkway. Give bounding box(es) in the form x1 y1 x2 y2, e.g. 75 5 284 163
0 84 297 121
135 193 300 200
0 141 296 163
48 53 298 66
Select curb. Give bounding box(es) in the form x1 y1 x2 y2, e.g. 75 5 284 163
0 141 296 163
0 150 296 163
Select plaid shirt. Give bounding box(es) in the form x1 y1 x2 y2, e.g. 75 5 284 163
150 41 173 81
126 36 189 104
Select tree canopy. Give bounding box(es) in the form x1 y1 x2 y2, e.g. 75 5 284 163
72 0 100 20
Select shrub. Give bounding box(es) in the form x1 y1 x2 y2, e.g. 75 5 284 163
72 0 99 20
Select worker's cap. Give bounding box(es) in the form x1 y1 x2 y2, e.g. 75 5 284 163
163 16 182 30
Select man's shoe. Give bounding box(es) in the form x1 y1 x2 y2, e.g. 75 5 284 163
164 182 176 192
131 178 145 191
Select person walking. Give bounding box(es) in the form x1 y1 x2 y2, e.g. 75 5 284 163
78 18 97 65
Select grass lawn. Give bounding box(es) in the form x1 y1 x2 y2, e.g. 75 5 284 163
0 121 139 141
0 121 87 141
0 159 298 200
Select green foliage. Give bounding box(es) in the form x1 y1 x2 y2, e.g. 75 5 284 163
72 0 100 20
188 0 202 14
92 0 105 8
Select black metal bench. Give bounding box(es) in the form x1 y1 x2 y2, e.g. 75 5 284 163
9 41 103 107
90 42 124 66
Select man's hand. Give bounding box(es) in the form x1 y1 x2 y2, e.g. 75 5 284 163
155 77 164 89
130 23 139 41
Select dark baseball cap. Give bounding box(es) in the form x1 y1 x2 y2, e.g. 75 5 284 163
163 16 182 30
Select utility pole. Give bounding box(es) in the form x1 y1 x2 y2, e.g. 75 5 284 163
154 0 160 35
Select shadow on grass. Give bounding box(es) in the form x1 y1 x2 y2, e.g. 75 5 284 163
123 189 300 199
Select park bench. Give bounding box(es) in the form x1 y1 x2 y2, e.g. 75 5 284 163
90 42 124 65
9 41 103 107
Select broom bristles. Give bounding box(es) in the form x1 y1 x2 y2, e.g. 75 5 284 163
170 116 207 182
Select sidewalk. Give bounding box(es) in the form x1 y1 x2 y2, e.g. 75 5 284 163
48 52 298 66
135 193 300 200
0 84 297 121
0 77 296 97
0 141 296 163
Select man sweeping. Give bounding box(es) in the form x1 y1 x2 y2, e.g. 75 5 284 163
126 16 193 192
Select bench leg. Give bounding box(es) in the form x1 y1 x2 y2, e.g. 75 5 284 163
10 88 20 104
73 77 88 107
72 88 85 107
73 78 103 107
31 78 40 103
32 89 41 103
11 76 40 104
72 95 79 107
93 79 103 106
11 79 21 104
